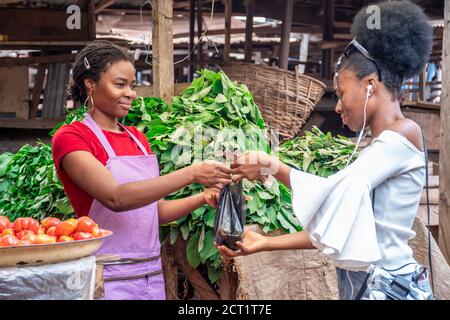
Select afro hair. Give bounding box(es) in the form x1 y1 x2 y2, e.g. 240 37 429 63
350 0 433 80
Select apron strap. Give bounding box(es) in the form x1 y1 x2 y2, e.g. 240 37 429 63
82 113 117 158
118 122 149 156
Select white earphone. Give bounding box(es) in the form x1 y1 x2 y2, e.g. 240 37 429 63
346 83 373 167
367 84 373 98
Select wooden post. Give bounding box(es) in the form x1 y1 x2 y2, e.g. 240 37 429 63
87 0 96 40
279 0 294 69
29 64 47 119
321 0 334 79
197 0 203 62
188 0 195 81
151 0 174 102
244 0 254 62
223 0 232 63
298 33 310 74
439 0 450 264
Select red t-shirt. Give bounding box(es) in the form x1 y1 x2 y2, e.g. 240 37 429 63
51 121 153 218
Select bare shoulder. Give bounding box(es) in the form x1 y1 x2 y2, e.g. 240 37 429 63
387 118 423 151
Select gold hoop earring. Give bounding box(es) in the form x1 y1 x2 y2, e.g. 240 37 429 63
88 94 95 112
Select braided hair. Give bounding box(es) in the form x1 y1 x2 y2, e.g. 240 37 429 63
68 40 134 103
339 1 433 100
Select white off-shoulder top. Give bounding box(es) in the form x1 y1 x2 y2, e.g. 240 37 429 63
290 130 425 272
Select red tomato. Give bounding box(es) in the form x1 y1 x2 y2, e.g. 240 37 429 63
90 226 102 238
54 219 78 238
1 228 14 237
46 226 57 237
0 216 13 233
75 217 97 233
16 230 35 240
0 235 20 247
100 229 113 237
57 235 74 242
41 217 61 230
21 233 37 244
73 232 94 241
13 218 40 234
19 240 33 246
34 234 57 244
37 226 46 234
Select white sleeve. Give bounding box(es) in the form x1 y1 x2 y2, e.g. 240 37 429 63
290 131 424 270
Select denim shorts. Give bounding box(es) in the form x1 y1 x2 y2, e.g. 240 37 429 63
336 265 434 300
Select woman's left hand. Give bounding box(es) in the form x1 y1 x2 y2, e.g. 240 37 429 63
204 188 221 208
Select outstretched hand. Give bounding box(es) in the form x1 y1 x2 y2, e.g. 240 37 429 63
215 230 270 259
204 188 221 208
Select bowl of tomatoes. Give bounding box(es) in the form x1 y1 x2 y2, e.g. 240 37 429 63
0 215 113 267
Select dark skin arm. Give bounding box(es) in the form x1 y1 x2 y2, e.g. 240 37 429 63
158 188 219 224
62 151 229 218
216 229 315 259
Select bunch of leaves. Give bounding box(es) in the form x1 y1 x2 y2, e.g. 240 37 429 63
121 70 302 283
276 126 357 177
0 142 74 221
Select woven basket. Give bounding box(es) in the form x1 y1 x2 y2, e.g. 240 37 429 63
222 62 326 141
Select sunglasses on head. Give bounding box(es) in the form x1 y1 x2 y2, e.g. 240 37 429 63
335 38 383 83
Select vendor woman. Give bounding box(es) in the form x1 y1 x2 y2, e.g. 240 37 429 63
219 1 434 300
52 40 233 300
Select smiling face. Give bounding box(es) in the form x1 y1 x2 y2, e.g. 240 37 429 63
333 69 371 132
86 60 137 119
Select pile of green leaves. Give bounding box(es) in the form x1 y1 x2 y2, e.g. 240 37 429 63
276 126 357 177
122 70 302 283
0 142 73 221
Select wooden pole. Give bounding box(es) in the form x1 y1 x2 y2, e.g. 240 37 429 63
244 0 254 62
279 0 294 69
188 0 195 81
197 0 203 62
321 0 334 79
298 33 310 74
223 0 232 63
439 0 450 264
88 0 96 40
151 0 174 102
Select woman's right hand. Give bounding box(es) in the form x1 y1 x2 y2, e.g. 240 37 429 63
215 230 270 259
191 160 233 189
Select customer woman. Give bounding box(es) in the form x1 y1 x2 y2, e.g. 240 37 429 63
219 1 434 300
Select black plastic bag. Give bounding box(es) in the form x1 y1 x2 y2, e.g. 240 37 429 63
214 181 245 251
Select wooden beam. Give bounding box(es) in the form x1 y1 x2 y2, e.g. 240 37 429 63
188 0 196 81
223 0 232 63
439 0 450 264
244 0 255 62
321 0 334 79
29 64 47 120
94 0 119 14
0 9 90 42
0 118 64 129
0 54 76 67
151 0 174 102
279 0 294 69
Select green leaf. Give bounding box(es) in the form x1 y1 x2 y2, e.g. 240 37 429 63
186 231 202 268
207 263 222 284
214 94 227 104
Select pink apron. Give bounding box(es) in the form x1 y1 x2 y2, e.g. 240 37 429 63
82 113 165 300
